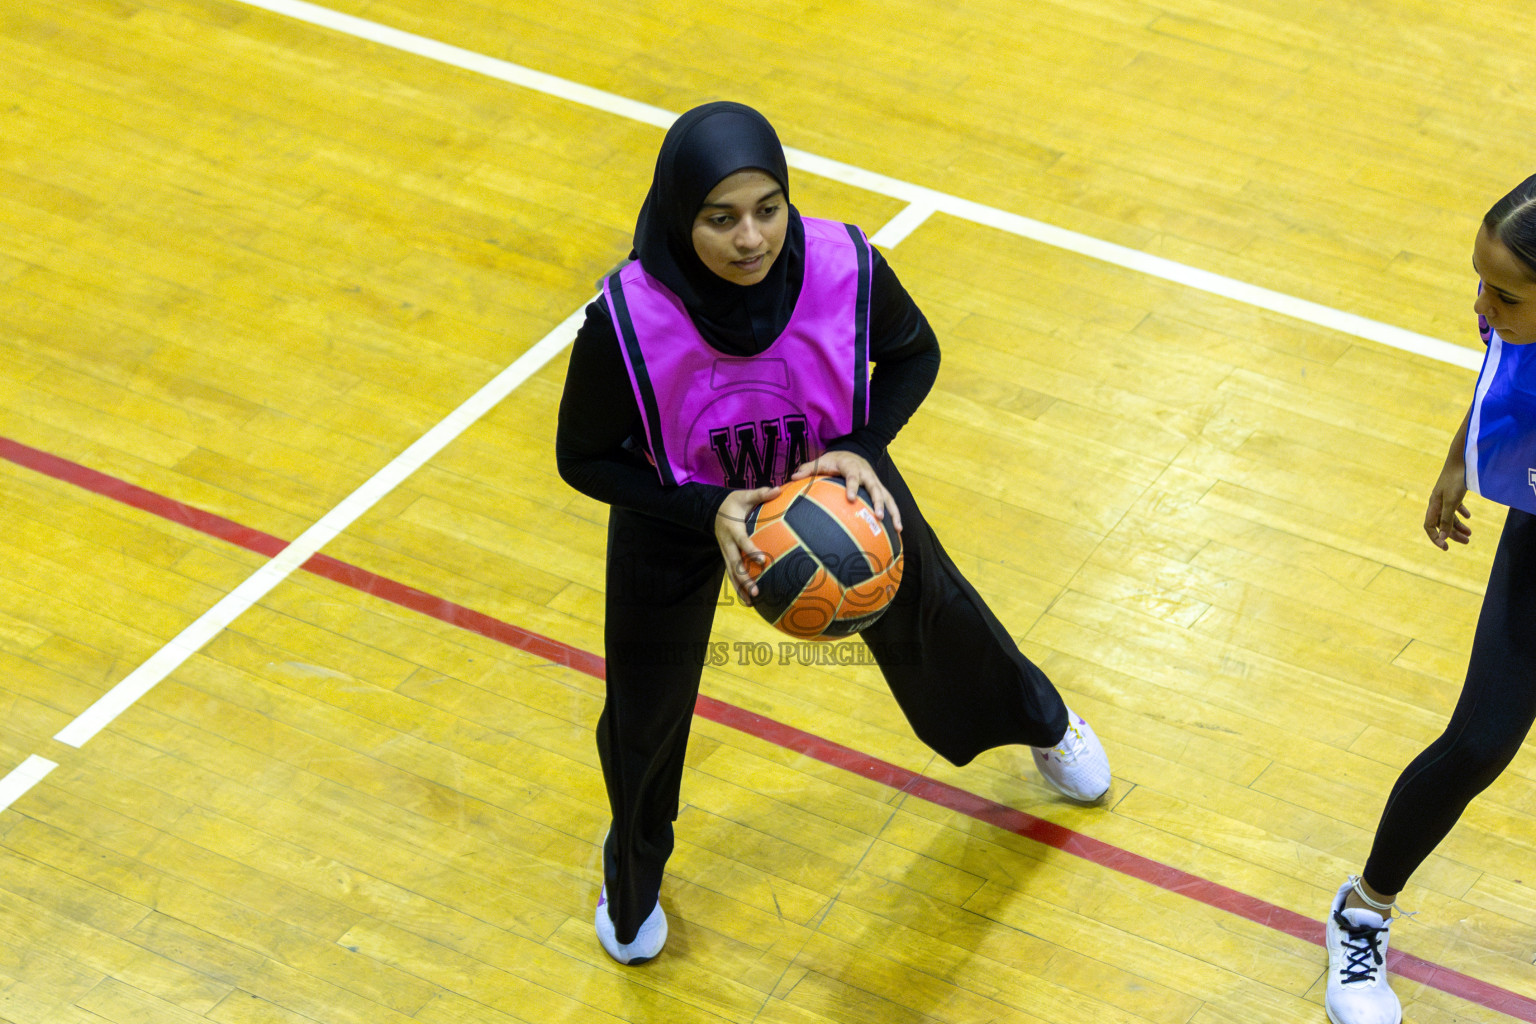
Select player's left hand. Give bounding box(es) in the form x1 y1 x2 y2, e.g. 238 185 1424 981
790 451 903 532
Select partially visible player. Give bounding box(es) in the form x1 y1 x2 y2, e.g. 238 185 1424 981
1323 173 1536 1024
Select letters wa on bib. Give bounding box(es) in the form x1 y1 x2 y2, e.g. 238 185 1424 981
605 216 873 489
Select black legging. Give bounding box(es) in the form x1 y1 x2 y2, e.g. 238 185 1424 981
597 454 1070 942
1362 507 1536 896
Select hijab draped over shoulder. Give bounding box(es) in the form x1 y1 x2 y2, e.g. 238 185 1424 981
630 101 807 354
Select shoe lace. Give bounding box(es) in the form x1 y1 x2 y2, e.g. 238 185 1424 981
1043 722 1086 763
1333 909 1387 984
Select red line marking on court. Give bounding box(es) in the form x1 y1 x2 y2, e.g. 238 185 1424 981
5 433 1534 1021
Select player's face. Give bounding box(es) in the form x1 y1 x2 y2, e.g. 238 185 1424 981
691 170 787 286
1473 224 1536 345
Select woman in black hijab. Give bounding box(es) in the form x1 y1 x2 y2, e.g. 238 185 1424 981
631 102 803 352
556 101 1110 965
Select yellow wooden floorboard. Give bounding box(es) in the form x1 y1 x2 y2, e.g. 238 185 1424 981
9 0 1536 1020
0 978 117 1024
0 883 211 1010
821 885 1195 1023
343 914 741 1023
50 752 572 953
0 914 109 1000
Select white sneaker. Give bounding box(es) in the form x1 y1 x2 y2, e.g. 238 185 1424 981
1324 879 1401 1024
1031 708 1111 802
594 884 667 965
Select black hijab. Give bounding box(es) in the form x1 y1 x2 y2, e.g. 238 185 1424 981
632 101 806 354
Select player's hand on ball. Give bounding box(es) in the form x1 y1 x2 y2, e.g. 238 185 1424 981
791 451 901 532
715 486 779 605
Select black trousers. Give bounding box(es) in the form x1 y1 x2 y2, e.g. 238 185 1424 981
597 455 1070 941
1363 507 1536 895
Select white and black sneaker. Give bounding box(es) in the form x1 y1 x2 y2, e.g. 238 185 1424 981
594 884 667 965
1324 878 1401 1024
1031 707 1111 802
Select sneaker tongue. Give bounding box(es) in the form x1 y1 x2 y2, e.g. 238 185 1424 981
1341 906 1385 929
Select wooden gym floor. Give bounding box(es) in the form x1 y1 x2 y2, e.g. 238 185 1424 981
4 0 1536 1021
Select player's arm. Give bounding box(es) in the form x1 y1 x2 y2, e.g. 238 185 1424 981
556 299 731 533
1425 408 1472 550
824 249 939 465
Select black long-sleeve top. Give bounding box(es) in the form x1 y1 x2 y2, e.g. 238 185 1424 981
555 249 939 534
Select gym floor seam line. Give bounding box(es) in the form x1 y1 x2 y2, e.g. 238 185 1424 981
3 436 1534 1020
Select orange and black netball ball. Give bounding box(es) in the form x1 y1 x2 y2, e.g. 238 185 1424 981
743 474 903 640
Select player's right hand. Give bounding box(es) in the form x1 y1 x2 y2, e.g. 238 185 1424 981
1424 465 1472 550
714 486 779 604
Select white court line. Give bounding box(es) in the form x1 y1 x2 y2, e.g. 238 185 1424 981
0 756 57 813
237 0 1481 372
54 303 591 749
869 202 937 250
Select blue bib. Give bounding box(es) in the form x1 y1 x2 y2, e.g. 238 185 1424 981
1466 327 1536 514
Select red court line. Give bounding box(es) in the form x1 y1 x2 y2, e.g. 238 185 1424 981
5 433 1534 1021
